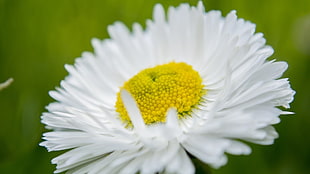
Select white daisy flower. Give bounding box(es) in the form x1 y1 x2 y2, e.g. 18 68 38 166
40 2 295 174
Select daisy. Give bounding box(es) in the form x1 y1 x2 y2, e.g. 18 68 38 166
40 2 295 174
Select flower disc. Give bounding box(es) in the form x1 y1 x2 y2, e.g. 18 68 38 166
115 62 205 126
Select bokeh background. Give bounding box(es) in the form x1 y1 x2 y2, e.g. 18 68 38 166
0 0 309 173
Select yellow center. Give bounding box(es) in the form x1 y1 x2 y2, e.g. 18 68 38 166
115 62 205 126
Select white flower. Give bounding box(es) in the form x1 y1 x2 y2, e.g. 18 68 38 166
40 2 295 174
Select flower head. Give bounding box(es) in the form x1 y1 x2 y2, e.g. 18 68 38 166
40 2 295 174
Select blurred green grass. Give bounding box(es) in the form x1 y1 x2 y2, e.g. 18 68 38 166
0 0 309 173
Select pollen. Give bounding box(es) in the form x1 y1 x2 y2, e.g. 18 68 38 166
115 62 206 126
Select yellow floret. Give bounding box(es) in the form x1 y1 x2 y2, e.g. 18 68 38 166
115 62 206 126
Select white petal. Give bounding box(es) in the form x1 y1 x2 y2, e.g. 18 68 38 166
120 89 145 131
165 148 195 174
182 135 229 168
225 140 252 155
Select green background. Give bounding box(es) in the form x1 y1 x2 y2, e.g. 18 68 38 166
0 0 309 173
